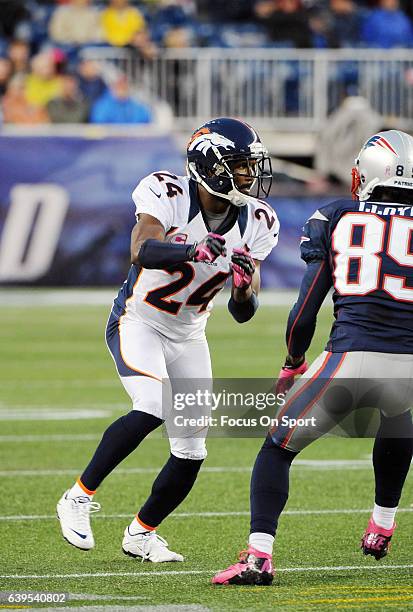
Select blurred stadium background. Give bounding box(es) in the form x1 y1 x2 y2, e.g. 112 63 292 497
1 2 413 609
1 0 413 288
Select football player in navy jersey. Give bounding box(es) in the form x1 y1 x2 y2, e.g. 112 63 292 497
213 130 413 586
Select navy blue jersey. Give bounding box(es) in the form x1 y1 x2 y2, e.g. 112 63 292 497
287 198 413 355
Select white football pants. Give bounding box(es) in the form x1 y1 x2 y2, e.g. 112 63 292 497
106 316 211 460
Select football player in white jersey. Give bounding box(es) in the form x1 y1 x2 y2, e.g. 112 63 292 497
57 117 279 562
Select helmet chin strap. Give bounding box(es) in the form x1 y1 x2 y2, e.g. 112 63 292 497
188 162 255 207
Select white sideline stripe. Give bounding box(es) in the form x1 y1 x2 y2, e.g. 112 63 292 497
0 411 112 421
0 380 119 389
68 593 148 601
10 607 208 612
0 508 411 522
0 434 102 442
1 565 412 579
0 460 374 477
0 404 127 410
22 607 207 612
0 406 127 421
0 289 303 308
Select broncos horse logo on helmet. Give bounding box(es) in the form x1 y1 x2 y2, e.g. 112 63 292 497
187 117 272 207
188 131 236 156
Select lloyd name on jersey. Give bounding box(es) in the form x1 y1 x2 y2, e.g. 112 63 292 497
113 171 279 341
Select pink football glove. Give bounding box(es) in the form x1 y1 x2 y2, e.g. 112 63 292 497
275 358 309 396
189 233 226 263
231 248 255 289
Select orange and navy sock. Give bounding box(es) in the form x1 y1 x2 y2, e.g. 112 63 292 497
67 478 96 500
128 514 157 535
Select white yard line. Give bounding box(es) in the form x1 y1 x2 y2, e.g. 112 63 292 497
1 565 412 580
0 508 411 522
0 289 303 308
0 460 375 477
0 411 113 421
0 434 102 442
21 607 208 612
0 380 119 389
0 406 127 421
68 593 148 601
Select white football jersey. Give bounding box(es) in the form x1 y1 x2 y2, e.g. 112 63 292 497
115 171 279 341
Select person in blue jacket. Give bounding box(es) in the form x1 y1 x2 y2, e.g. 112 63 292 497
90 74 152 124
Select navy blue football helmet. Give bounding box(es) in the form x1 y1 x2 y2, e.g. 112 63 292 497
187 117 272 207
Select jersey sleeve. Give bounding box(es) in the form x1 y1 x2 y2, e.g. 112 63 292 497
286 260 332 357
300 209 331 263
132 174 174 232
249 205 280 261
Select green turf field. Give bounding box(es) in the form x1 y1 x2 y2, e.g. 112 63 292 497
0 298 412 611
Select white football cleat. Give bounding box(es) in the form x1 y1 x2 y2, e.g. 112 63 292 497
56 490 101 550
122 526 184 562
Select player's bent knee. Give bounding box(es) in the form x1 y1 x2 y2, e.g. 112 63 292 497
378 409 413 436
262 434 298 461
120 375 164 419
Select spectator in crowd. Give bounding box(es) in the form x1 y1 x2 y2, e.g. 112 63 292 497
49 0 103 46
131 29 159 61
328 0 361 47
163 26 193 49
101 0 146 47
8 39 30 76
308 0 361 48
361 0 413 48
307 6 332 48
0 57 12 96
2 74 49 124
254 0 313 48
77 58 107 105
51 47 68 75
0 1 29 40
196 0 254 22
90 75 153 123
47 73 89 123
24 51 62 107
150 0 195 35
161 26 195 113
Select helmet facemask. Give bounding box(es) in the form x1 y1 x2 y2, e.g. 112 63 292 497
189 147 272 207
351 165 361 200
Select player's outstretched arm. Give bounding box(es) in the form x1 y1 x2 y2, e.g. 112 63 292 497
228 248 260 323
285 259 332 359
275 260 332 394
131 214 226 269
